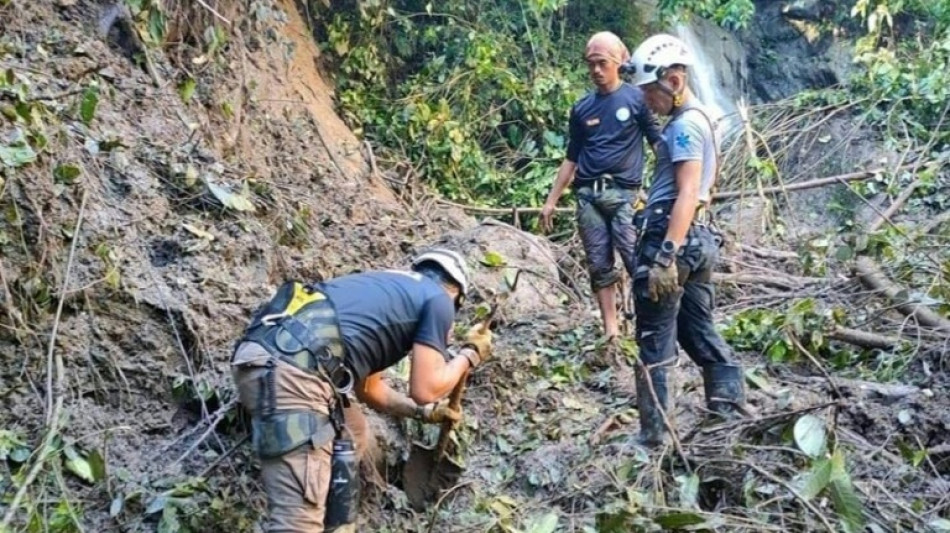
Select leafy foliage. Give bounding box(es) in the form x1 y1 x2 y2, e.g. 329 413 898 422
656 0 756 29
315 0 649 208
850 0 950 146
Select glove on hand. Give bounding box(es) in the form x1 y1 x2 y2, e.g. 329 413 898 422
418 399 462 424
647 262 680 302
462 323 493 366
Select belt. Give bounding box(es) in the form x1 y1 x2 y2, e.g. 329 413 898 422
579 174 638 194
641 201 711 226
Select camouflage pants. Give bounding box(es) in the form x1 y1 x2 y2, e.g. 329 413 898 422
232 342 368 533
575 186 640 290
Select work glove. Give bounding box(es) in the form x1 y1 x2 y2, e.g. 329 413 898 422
647 262 680 302
417 399 462 424
461 323 493 367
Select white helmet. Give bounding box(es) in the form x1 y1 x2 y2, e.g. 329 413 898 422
411 248 470 300
628 34 694 86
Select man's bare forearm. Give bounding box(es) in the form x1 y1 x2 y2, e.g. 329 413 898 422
544 160 577 206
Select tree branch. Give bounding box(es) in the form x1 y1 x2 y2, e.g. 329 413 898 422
853 256 950 332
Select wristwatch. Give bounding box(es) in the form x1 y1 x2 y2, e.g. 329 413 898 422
654 239 677 268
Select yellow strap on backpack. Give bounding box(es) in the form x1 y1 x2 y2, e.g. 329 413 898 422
285 282 326 316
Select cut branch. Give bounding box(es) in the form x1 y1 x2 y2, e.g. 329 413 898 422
734 243 799 261
828 326 900 350
711 167 892 200
436 167 904 215
712 272 824 290
867 178 920 233
854 256 950 332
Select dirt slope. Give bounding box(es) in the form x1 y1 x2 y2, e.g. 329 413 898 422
0 0 473 529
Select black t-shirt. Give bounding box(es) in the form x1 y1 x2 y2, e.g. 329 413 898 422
318 271 455 381
566 83 662 189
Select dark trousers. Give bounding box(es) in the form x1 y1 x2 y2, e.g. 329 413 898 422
632 221 735 368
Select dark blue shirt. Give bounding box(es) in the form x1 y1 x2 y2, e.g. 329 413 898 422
318 271 455 380
566 83 662 189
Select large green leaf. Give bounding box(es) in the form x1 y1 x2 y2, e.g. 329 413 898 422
654 512 705 529
677 473 700 508
829 451 865 533
797 458 832 501
480 250 507 267
793 414 827 458
80 86 98 125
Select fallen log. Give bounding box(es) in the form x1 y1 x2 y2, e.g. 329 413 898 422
712 167 892 200
867 179 920 233
828 326 901 350
436 166 903 215
854 256 950 332
712 272 824 290
734 243 799 261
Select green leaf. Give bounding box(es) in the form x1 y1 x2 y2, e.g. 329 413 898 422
87 448 107 481
0 143 36 168
797 458 832 500
480 250 507 267
63 445 96 483
829 451 865 533
525 511 559 533
677 473 700 508
10 446 30 463
178 78 197 103
145 494 168 515
206 180 257 212
80 86 99 125
653 512 705 529
148 8 167 44
929 518 950 531
53 164 81 185
793 414 827 458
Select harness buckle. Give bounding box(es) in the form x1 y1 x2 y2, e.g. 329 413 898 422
260 311 290 326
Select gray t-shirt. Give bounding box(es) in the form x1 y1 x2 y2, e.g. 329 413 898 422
645 101 719 207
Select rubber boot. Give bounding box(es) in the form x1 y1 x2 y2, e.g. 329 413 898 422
702 363 746 418
635 364 669 447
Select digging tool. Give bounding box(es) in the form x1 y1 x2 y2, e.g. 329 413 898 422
403 366 469 510
402 268 521 510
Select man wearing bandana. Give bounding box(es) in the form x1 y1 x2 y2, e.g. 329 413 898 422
540 31 662 363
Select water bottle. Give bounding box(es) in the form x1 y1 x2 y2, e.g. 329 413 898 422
324 438 360 529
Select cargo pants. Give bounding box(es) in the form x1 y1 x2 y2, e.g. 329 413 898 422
232 342 367 533
575 184 640 291
631 204 736 368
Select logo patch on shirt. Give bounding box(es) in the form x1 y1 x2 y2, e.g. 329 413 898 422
585 117 601 127
675 132 691 149
615 106 631 122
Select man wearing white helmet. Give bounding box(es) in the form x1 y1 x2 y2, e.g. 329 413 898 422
540 31 662 362
231 248 492 531
625 34 747 447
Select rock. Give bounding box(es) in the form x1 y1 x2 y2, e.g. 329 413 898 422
427 222 570 321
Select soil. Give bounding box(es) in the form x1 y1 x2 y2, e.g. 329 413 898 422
1 1 948 533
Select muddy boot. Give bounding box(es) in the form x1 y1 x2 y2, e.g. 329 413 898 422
702 363 746 418
635 364 669 447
